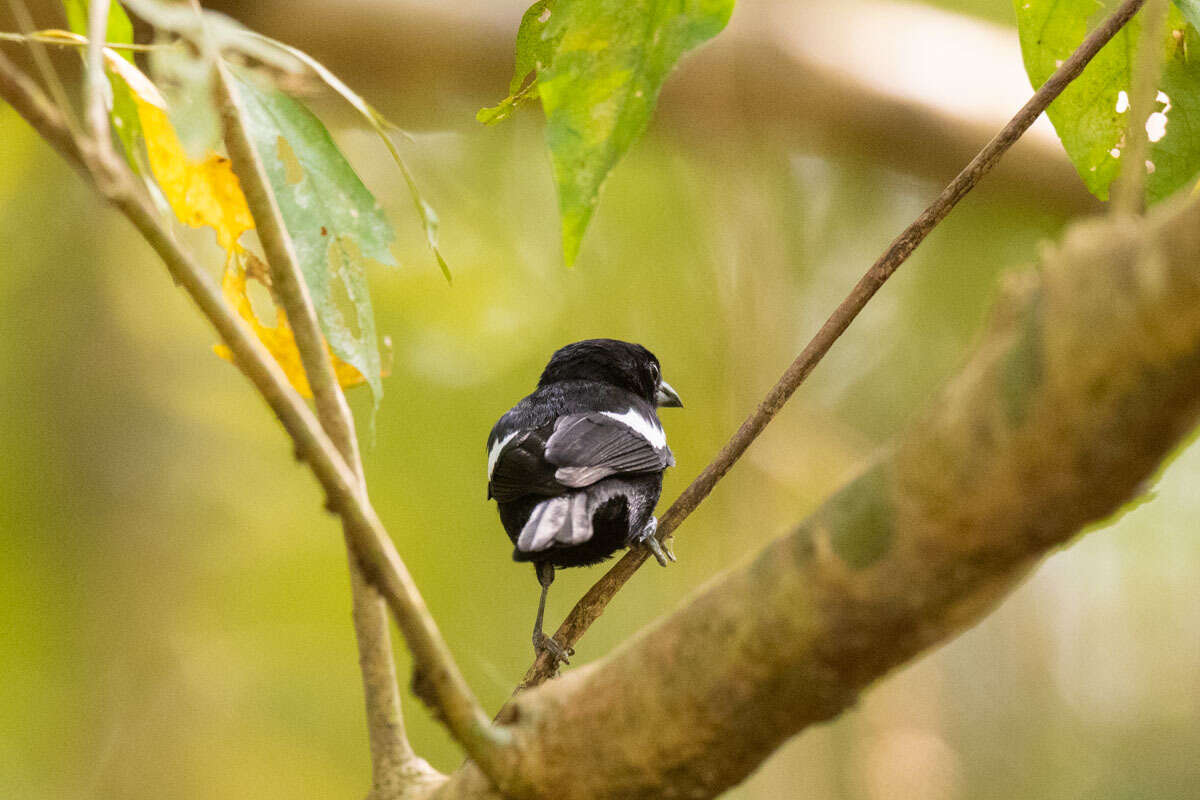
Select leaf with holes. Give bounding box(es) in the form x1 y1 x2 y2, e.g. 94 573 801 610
136 92 253 253
1015 1 1200 203
213 252 371 397
238 31 450 282
231 71 396 409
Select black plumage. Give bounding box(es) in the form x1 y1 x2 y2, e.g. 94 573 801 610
486 339 682 662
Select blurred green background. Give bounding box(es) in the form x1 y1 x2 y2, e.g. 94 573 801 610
1 0 1198 798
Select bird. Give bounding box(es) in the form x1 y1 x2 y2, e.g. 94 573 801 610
486 339 683 663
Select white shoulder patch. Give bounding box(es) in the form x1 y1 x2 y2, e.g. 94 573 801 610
601 408 667 450
487 430 520 479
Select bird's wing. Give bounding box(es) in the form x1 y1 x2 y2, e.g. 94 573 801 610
544 410 674 489
487 424 563 503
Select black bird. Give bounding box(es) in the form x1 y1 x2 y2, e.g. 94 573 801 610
486 339 683 662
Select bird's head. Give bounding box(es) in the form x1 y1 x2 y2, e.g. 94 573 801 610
538 338 683 408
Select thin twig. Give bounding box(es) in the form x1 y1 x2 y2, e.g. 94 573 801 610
5 0 81 141
1112 0 1168 215
0 43 507 788
0 30 172 51
83 0 114 171
212 57 441 796
513 0 1150 691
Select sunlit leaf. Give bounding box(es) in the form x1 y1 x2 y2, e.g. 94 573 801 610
231 70 396 407
238 31 451 281
135 94 253 252
213 251 370 397
488 0 734 264
61 0 144 171
1015 1 1200 203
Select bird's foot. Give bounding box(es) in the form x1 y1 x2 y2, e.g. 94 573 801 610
635 517 677 567
533 630 574 665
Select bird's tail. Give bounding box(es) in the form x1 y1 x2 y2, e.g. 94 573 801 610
515 493 592 554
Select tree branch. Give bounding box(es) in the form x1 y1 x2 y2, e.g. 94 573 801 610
211 57 440 797
0 43 511 789
435 185 1200 800
515 0 1149 690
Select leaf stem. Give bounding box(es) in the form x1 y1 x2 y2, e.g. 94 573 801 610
0 30 176 51
512 0 1150 692
1112 0 1169 215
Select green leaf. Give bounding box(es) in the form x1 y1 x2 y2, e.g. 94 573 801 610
62 0 132 53
231 70 398 409
537 0 734 264
237 31 451 282
1176 0 1200 32
62 0 143 171
1015 1 1200 204
477 1 560 125
511 0 560 94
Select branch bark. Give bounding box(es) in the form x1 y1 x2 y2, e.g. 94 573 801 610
431 187 1200 800
515 0 1150 690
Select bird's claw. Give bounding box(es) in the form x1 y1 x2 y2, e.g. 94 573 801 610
533 631 573 665
636 517 677 567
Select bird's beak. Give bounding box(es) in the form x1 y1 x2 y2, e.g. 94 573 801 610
655 381 683 408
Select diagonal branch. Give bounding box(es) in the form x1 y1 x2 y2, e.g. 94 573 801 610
211 57 438 797
515 0 1150 690
440 174 1200 800
0 43 511 790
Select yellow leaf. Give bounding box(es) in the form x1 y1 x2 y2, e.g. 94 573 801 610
134 94 370 395
213 251 369 396
135 97 253 253
104 48 166 109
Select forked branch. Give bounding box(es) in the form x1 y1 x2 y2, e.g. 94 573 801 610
0 39 508 792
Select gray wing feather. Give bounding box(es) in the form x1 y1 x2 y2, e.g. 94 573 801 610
515 493 596 552
517 496 569 552
545 413 671 489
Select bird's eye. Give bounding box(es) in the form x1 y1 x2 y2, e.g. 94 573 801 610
649 362 660 384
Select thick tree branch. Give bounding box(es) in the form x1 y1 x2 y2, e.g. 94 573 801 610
434 187 1200 800
0 44 511 787
212 58 440 796
516 0 1149 690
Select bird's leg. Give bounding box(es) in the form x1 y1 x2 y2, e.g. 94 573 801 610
532 562 573 664
634 516 677 566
